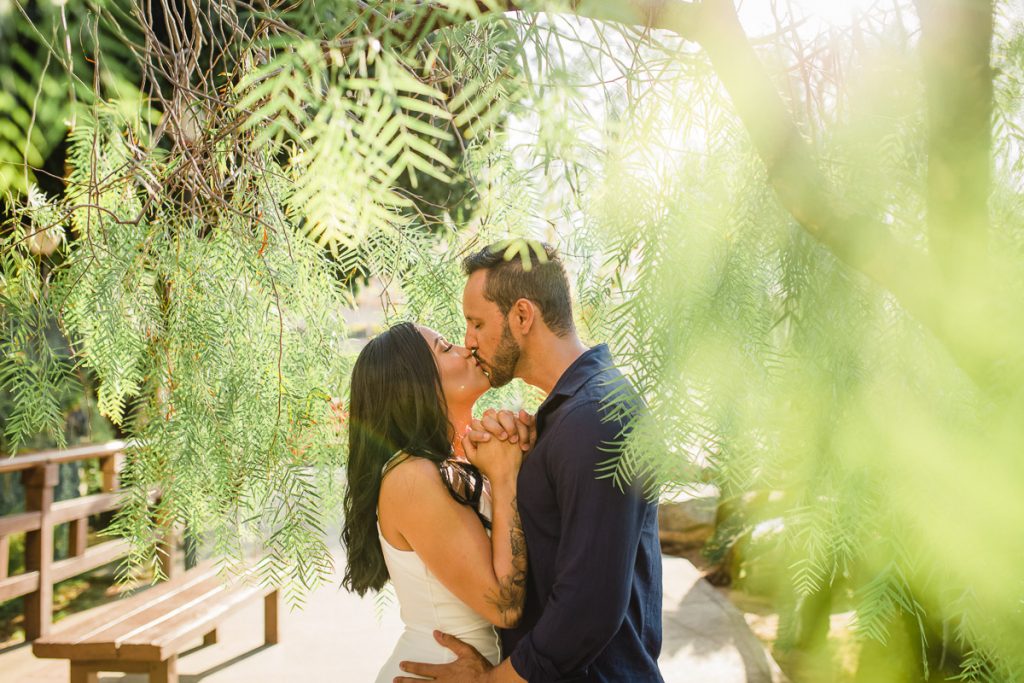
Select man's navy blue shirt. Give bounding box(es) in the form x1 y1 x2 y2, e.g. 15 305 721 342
503 345 663 682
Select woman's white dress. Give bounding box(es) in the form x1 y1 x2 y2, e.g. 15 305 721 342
374 461 501 682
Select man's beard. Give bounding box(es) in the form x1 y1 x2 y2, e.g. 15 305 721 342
486 322 521 388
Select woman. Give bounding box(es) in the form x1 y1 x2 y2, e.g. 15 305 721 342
342 322 528 683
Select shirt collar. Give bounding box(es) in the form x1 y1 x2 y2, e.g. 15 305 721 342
536 344 613 417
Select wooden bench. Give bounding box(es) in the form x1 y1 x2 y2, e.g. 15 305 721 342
32 563 279 683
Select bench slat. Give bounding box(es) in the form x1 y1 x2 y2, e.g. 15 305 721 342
109 580 234 654
84 575 227 650
120 583 275 660
32 562 276 667
33 564 222 660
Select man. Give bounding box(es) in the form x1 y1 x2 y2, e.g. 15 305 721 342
395 241 663 683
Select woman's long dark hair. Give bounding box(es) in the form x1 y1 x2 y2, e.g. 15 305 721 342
341 322 455 596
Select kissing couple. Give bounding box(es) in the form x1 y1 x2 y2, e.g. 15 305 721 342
342 242 664 682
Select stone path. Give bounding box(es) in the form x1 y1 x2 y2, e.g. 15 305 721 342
661 556 787 683
0 544 785 683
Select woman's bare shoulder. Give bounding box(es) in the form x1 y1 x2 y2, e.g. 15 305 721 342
380 454 445 499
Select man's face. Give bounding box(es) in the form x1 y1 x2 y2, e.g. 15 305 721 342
463 270 521 388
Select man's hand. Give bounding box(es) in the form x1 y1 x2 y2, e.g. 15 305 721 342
465 409 537 453
515 410 536 451
394 631 493 683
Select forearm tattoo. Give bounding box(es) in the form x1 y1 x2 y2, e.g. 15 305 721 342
490 497 528 625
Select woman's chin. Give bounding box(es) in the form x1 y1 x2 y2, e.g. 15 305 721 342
469 376 493 399
450 382 489 408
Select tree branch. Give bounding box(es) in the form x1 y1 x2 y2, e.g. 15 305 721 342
684 2 947 315
916 0 993 283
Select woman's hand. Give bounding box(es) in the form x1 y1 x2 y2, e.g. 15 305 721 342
462 411 530 631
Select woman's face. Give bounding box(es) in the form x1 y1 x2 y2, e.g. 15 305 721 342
418 326 491 407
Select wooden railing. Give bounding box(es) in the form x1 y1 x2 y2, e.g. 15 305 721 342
0 440 177 640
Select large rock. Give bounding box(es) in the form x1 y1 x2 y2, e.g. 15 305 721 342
659 487 718 550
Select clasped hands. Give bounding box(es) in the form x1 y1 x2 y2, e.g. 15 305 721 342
462 408 536 480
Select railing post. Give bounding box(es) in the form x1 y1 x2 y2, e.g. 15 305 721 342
156 512 180 580
264 590 280 645
101 452 124 492
23 463 58 639
94 452 125 533
69 517 89 557
0 534 9 580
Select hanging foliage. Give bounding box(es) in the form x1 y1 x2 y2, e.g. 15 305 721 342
2 1 1024 680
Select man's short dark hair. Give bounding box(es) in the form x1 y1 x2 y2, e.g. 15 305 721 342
462 241 575 336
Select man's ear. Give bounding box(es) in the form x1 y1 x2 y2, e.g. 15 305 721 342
510 298 537 336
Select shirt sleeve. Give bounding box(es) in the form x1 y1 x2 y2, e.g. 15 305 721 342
509 402 653 682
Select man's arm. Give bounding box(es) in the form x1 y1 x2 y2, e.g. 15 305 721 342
508 403 653 681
